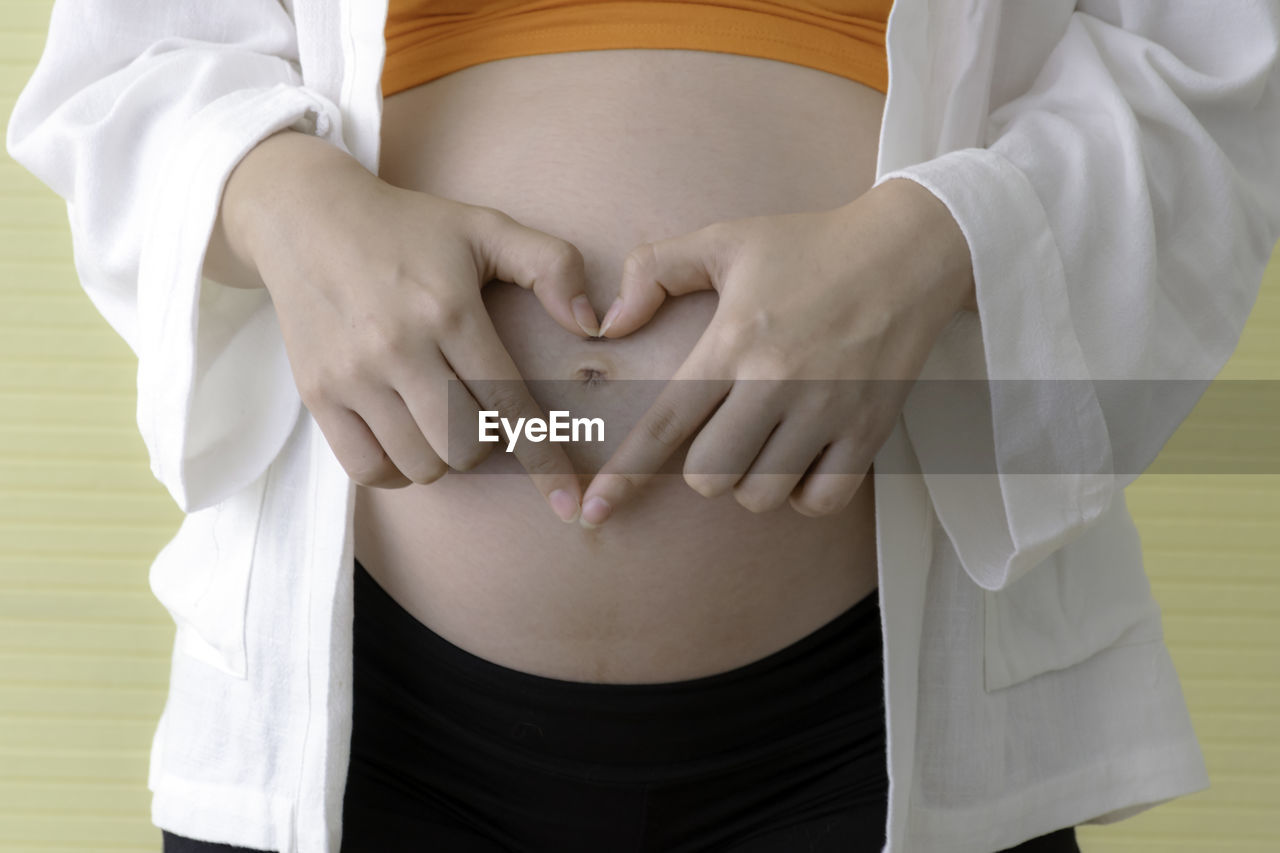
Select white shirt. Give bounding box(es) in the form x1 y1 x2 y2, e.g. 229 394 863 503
9 1 1280 851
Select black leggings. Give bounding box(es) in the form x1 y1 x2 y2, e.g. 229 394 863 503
163 559 1080 853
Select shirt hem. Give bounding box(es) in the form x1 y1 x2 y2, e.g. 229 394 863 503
904 741 1210 852
151 772 296 853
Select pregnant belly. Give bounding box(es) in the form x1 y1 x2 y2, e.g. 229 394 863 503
355 49 885 683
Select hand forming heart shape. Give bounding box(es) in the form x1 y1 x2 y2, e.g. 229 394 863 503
576 177 976 527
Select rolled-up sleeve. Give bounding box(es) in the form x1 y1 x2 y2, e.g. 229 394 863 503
877 1 1280 591
6 1 351 512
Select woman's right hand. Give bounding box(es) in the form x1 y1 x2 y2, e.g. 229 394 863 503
210 131 598 523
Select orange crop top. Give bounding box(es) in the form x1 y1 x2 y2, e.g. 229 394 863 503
383 1 893 98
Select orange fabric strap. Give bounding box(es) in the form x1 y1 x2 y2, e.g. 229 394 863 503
383 1 892 97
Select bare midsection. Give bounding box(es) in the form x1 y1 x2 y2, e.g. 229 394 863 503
356 50 884 683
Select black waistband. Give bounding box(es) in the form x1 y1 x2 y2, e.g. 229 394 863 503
352 557 883 769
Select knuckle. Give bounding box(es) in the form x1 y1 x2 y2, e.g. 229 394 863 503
340 306 411 365
740 343 793 382
363 322 414 362
313 358 366 401
427 291 471 332
543 239 585 278
847 406 890 450
345 456 400 488
733 485 778 514
701 219 734 245
701 221 738 277
395 443 448 485
410 460 448 485
296 373 329 407
468 204 511 233
622 242 656 279
789 496 822 518
684 471 727 499
793 490 843 517
612 469 647 495
450 441 491 472
643 405 686 448
808 382 840 413
520 448 563 478
748 307 777 337
714 319 753 359
324 344 362 379
858 301 895 340
483 384 530 420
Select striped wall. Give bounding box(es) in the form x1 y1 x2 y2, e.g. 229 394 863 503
1 2 1277 850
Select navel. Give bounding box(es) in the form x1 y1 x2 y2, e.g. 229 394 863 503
576 365 608 386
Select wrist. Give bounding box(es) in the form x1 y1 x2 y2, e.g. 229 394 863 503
212 130 366 289
869 177 977 316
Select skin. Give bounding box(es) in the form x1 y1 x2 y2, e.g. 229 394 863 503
580 177 978 526
209 129 599 522
211 133 975 527
203 50 979 684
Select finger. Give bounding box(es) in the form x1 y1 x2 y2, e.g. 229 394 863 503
472 206 600 337
732 417 830 514
441 316 584 523
789 438 869 518
682 382 786 499
313 404 413 489
348 386 449 486
599 222 735 339
581 338 732 526
392 353 492 472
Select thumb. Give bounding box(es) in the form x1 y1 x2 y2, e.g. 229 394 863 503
599 223 729 339
474 208 600 337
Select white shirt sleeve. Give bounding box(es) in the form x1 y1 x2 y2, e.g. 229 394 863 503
877 1 1280 591
6 0 351 512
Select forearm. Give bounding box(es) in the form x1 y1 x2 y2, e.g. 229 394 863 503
205 204 266 289
837 177 978 336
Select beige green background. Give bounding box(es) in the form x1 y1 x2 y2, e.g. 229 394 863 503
2 2 1277 850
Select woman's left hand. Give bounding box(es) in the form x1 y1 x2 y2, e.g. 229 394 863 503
578 178 977 527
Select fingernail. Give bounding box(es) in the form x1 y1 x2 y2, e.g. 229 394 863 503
549 489 580 523
598 299 623 338
570 294 600 337
579 495 612 528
